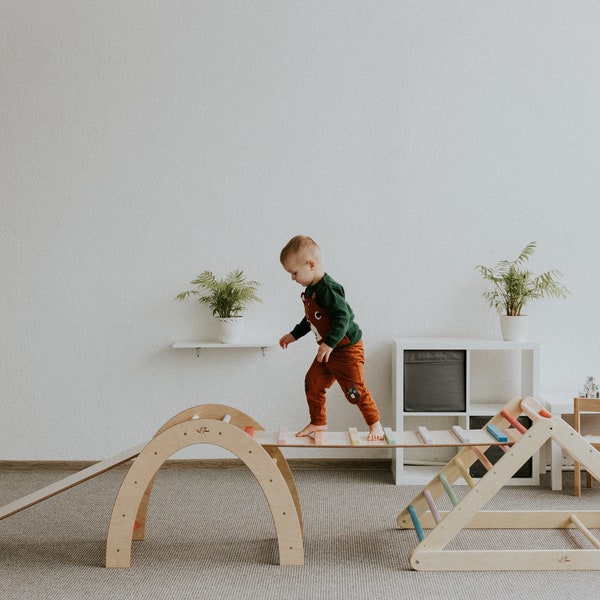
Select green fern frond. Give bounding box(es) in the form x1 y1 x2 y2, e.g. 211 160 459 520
176 269 262 318
475 242 569 316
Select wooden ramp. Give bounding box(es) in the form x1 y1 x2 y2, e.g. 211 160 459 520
397 396 600 571
0 443 145 521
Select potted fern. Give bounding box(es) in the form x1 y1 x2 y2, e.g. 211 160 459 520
475 242 570 341
176 270 261 343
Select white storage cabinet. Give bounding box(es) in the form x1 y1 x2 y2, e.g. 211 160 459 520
392 338 540 486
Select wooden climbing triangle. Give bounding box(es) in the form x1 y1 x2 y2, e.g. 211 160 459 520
398 396 600 570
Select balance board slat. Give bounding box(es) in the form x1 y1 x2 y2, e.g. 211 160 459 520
253 429 518 448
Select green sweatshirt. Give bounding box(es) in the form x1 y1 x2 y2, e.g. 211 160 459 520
290 273 362 349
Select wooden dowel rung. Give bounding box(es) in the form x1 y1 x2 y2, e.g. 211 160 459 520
500 409 528 434
423 489 442 524
407 504 425 542
439 474 458 506
472 447 493 472
570 514 600 549
454 457 476 488
520 398 553 422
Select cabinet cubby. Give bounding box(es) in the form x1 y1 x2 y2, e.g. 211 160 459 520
392 338 540 486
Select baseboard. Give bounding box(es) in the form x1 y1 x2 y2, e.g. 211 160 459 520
0 458 392 472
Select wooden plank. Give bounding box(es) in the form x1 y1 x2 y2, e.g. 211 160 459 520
416 510 600 529
253 428 518 448
0 442 146 521
411 549 600 571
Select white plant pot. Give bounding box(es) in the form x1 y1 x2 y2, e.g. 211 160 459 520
499 315 529 342
216 317 244 343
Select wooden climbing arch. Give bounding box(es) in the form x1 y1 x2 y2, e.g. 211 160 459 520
105 404 304 567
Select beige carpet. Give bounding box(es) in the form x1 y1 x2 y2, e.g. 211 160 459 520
1 467 600 599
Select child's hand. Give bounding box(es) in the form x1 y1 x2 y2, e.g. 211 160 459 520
279 333 295 349
316 342 333 363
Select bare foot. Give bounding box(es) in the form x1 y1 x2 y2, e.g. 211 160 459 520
296 423 327 437
367 421 384 441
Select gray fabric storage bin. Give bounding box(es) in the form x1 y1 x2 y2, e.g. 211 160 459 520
403 350 466 412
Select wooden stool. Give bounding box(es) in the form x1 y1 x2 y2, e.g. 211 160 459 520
573 396 600 496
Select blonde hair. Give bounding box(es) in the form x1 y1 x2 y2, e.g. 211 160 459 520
280 235 321 264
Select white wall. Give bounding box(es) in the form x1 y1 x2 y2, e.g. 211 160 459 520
2 1 599 460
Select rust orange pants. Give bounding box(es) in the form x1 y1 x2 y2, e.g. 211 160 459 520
304 340 380 427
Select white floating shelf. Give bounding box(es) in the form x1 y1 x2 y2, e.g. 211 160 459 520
172 341 278 356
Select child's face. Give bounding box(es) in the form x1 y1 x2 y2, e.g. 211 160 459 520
282 254 319 287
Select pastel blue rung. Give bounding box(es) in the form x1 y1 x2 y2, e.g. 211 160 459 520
407 504 425 542
486 423 508 443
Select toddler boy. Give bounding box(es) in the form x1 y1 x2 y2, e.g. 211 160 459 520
279 235 384 441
